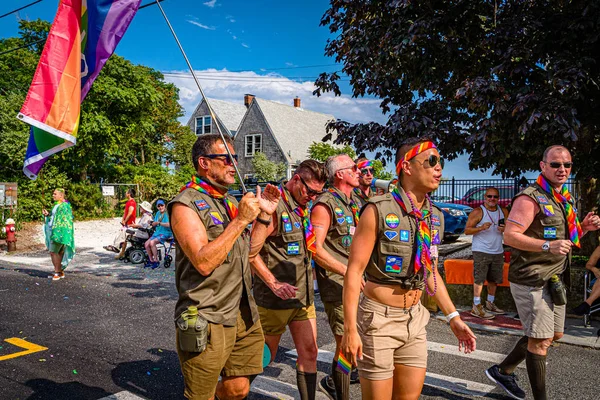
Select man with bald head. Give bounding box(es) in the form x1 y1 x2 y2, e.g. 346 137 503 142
485 145 600 400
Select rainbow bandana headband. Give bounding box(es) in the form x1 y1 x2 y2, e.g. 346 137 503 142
536 174 582 248
357 160 373 169
396 141 437 176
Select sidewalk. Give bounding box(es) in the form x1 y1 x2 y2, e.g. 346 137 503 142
434 308 600 349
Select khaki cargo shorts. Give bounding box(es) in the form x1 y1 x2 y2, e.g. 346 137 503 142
473 251 505 284
176 311 264 400
357 296 430 380
257 304 316 335
49 241 65 254
323 301 345 336
510 282 566 339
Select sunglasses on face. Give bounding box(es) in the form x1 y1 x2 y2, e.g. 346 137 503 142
338 165 359 173
545 161 573 169
486 195 499 199
413 154 444 168
202 153 238 166
360 168 374 175
298 175 325 197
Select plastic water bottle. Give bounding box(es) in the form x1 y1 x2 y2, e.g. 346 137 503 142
549 275 567 306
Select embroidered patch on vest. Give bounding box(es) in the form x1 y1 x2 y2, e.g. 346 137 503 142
294 222 301 229
194 200 210 211
282 212 292 232
543 205 555 216
400 230 410 242
384 231 398 240
341 235 352 247
385 256 403 274
431 215 441 226
432 229 441 245
287 242 300 255
385 213 399 229
543 227 557 239
334 207 344 217
345 216 353 224
210 211 223 225
537 195 549 204
337 217 346 225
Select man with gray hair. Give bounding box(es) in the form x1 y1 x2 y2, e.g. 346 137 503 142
311 154 361 400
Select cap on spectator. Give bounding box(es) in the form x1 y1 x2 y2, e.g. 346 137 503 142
140 201 152 213
156 199 165 206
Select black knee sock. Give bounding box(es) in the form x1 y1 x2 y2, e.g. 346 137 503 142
332 359 350 400
296 370 317 400
526 351 547 400
499 336 528 374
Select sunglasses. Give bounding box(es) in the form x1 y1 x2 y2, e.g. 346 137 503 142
202 153 238 166
545 161 573 169
486 195 499 199
413 154 444 168
338 165 359 173
360 168 374 175
298 175 325 197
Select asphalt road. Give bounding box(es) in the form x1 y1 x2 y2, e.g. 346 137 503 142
0 264 598 400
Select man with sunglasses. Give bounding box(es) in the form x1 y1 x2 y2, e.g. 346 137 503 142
340 137 475 400
485 145 600 400
248 160 326 400
353 157 375 206
311 154 361 400
168 134 281 400
465 187 509 319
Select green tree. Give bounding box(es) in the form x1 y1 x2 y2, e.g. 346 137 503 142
251 152 287 182
316 0 600 249
307 142 356 162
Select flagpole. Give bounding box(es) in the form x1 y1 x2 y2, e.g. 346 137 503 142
154 0 247 193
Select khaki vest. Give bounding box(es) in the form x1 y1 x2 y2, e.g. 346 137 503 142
352 187 371 209
509 183 571 287
168 187 257 326
366 188 445 288
255 187 313 309
314 188 358 304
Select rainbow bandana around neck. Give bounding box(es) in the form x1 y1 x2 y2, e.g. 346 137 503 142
183 176 238 220
396 141 437 176
357 160 373 170
279 185 317 254
536 174 582 248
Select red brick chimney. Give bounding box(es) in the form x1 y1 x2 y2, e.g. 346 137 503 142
293 96 301 108
244 94 255 108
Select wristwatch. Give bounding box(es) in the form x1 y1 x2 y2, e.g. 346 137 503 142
542 241 551 252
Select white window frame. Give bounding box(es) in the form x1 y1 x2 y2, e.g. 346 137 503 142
245 134 262 157
195 115 212 136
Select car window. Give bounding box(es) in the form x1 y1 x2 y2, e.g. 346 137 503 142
470 189 486 201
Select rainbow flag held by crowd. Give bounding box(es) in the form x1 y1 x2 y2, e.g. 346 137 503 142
18 0 142 179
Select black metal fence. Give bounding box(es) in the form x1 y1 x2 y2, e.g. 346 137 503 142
433 177 579 206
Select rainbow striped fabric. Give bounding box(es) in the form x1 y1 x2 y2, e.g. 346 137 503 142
18 0 142 179
280 186 316 253
356 159 372 169
395 141 437 176
536 174 582 248
336 353 352 375
184 176 238 220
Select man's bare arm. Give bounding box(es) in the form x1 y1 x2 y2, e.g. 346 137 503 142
311 203 347 276
464 208 485 235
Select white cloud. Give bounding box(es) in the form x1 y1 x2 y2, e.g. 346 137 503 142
162 69 386 127
232 35 237 40
241 43 249 48
203 0 217 7
285 62 297 67
225 15 236 23
187 20 216 30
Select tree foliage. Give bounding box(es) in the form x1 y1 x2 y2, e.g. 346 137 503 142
307 141 356 162
251 152 287 182
315 1 600 182
0 20 195 221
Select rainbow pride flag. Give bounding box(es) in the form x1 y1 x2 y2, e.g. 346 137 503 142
336 353 352 375
18 0 142 179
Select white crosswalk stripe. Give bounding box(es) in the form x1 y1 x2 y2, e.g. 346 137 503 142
425 372 496 397
427 341 525 369
98 391 147 400
251 376 330 400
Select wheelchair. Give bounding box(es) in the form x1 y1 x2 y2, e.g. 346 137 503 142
583 271 600 327
156 237 175 269
122 227 154 264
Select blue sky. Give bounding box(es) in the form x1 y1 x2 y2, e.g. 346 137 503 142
1 0 538 179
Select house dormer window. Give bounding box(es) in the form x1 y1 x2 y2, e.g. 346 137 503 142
195 115 212 135
245 134 262 157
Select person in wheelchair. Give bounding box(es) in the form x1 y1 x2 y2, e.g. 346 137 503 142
572 244 600 316
119 201 154 262
144 199 174 269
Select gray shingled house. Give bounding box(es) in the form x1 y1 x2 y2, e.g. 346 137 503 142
186 94 336 180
